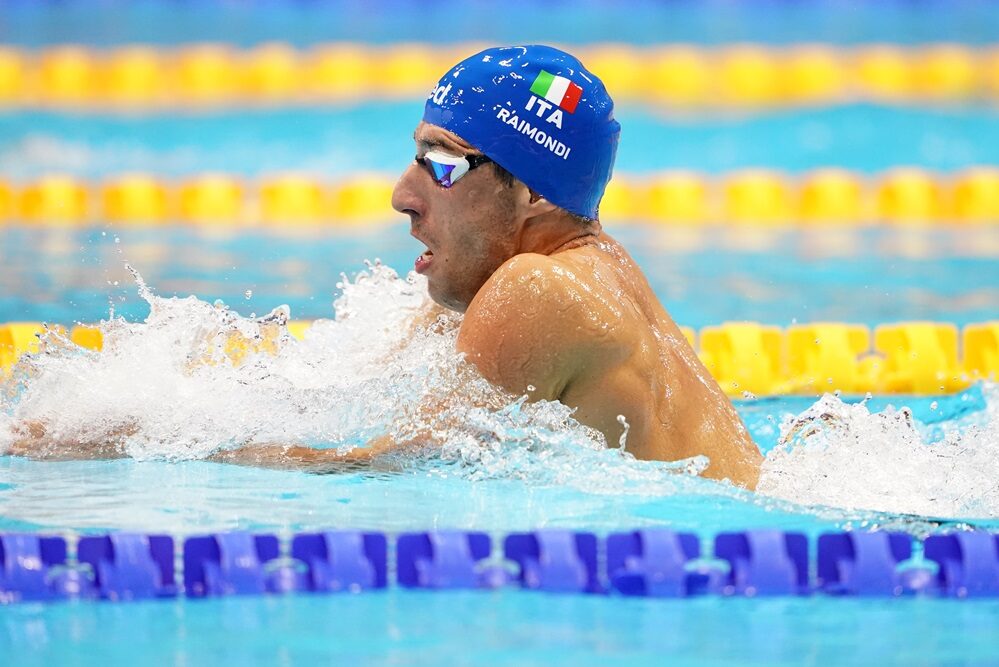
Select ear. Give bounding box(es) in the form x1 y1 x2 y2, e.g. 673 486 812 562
525 188 558 216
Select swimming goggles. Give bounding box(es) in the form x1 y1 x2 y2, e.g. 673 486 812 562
415 150 493 188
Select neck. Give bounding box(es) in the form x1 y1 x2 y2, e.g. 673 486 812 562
516 212 602 257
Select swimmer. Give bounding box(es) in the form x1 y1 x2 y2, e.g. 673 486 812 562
7 45 762 489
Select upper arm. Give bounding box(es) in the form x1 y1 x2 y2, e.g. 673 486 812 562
456 255 595 401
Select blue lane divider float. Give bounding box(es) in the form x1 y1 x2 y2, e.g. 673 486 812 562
292 531 387 592
0 533 72 602
504 530 602 594
77 533 176 601
184 531 281 597
716 530 810 596
817 531 937 596
2 529 999 604
606 530 702 597
924 532 999 598
398 531 495 590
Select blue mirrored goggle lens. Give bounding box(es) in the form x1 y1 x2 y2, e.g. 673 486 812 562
428 159 458 188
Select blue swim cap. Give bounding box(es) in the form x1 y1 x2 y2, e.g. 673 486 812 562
423 45 620 220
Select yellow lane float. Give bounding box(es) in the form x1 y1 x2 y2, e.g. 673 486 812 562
798 169 866 225
103 47 165 104
914 44 978 100
1 320 994 395
243 43 301 100
305 44 372 100
0 180 13 222
172 44 240 103
260 175 325 224
375 44 439 99
876 168 945 224
584 45 648 102
178 174 245 224
723 170 792 225
699 322 784 396
70 325 104 351
963 322 998 382
647 47 712 105
0 323 66 373
103 174 170 224
4 43 999 107
786 323 873 394
853 45 914 100
646 172 710 225
38 46 97 103
0 48 26 103
874 322 967 394
717 46 782 106
327 176 396 225
782 46 848 104
0 170 995 226
20 175 89 224
952 167 999 224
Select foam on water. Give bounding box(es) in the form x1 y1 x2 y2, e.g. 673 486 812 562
0 262 996 522
758 388 999 518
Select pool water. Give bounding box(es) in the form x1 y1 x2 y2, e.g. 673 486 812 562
1 226 996 327
3 2 999 665
5 593 999 667
3 126 998 666
5 104 999 180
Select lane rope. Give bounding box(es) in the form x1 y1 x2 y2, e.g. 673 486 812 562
2 168 998 226
1 43 999 107
0 528 995 602
1 320 995 396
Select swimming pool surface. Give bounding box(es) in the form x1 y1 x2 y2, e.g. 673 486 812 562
3 2 999 665
4 592 999 667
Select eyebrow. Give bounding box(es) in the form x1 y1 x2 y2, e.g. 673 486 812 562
415 136 447 152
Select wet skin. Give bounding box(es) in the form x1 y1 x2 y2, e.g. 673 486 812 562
395 122 762 488
6 122 762 490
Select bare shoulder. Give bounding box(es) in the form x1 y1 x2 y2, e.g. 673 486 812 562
457 252 619 401
464 252 595 335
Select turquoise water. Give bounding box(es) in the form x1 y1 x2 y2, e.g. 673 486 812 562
2 5 999 665
4 104 999 179
1 226 996 327
3 0 999 47
0 386 991 536
4 593 999 667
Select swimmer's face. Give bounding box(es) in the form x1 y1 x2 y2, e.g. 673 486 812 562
392 122 522 312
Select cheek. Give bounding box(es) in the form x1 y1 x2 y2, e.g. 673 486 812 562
436 184 515 269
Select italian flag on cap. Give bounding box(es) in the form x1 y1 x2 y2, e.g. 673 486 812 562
530 70 583 114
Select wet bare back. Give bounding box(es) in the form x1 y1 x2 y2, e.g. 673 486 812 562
457 232 762 488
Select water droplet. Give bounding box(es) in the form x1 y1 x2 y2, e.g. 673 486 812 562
930 401 938 410
244 290 253 300
114 236 120 244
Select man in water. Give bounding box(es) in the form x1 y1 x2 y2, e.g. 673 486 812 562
9 46 761 488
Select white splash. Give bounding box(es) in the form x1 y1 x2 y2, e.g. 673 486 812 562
757 388 999 518
1 262 996 522
0 263 705 498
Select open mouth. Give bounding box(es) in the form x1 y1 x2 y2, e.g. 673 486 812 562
415 247 434 273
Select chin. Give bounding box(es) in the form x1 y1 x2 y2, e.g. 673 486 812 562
427 282 460 312
427 280 471 313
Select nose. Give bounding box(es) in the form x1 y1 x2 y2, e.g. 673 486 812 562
391 162 426 219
